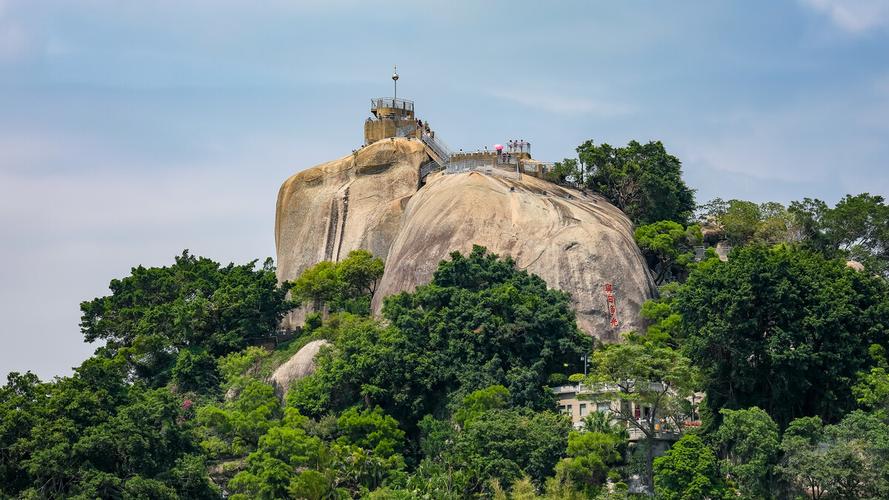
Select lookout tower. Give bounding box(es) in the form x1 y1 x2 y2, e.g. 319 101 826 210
364 66 419 144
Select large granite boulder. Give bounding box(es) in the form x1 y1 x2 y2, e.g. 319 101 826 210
371 171 657 340
275 138 428 328
269 339 331 396
275 138 656 340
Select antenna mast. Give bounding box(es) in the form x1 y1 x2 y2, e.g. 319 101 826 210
392 65 399 100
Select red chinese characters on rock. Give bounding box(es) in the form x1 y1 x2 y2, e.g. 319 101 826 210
604 283 619 328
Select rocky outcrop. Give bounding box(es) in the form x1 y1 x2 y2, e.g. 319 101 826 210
269 340 331 396
275 138 429 328
275 137 657 340
371 171 657 340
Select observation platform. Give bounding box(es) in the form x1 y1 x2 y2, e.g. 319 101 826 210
361 94 555 182
365 97 419 144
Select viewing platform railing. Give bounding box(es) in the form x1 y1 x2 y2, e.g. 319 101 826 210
420 131 453 168
446 158 521 179
371 97 414 113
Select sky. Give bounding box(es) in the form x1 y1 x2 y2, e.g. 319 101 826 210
1 0 888 380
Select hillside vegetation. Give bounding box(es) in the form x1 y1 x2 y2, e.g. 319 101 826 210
3 139 889 499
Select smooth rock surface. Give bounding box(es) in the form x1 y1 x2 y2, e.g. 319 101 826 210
371 171 657 341
269 339 331 396
275 138 656 340
275 138 428 328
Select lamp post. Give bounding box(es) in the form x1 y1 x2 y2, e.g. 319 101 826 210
392 65 399 101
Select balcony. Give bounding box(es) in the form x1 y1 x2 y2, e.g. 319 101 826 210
371 97 414 115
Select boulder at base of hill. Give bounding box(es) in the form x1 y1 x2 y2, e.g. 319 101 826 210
371 171 657 341
846 260 865 272
275 138 429 328
270 339 331 396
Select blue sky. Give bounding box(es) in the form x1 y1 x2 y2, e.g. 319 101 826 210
1 0 888 379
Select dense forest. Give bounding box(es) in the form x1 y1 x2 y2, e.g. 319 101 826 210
3 139 889 499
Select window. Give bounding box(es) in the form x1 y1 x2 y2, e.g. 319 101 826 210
566 404 573 417
579 404 587 416
597 402 611 413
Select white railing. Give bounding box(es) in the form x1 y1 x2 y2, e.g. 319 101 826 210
420 131 452 168
446 158 521 179
371 97 414 113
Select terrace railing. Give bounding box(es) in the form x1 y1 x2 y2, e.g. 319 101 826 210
371 97 414 114
420 131 452 168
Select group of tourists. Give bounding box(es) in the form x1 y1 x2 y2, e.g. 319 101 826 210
507 139 530 153
416 119 434 138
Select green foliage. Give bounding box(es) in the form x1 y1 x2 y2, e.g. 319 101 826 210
653 434 727 500
227 413 332 499
710 199 762 245
172 348 220 394
713 407 780 498
292 249 384 315
853 345 889 412
215 389 406 498
553 429 626 495
196 379 281 458
813 193 889 276
217 346 269 393
634 220 699 284
337 248 386 297
79 251 293 386
779 411 889 499
699 198 798 247
0 358 218 499
576 139 696 225
679 244 889 428
453 385 510 427
582 335 699 491
702 194 889 276
290 246 592 429
336 407 405 460
639 283 683 346
433 408 571 495
543 157 581 185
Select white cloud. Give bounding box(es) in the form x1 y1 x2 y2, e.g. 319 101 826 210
488 88 633 117
800 0 889 33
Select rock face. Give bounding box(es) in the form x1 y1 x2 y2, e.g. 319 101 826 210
275 137 656 340
269 340 331 396
275 138 429 328
371 171 657 340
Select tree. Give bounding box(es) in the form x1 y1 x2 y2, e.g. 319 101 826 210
852 345 889 412
443 408 571 494
634 221 700 285
291 261 340 312
581 335 699 491
576 139 695 225
544 158 581 185
227 409 332 499
790 194 889 277
79 251 294 386
172 348 220 394
289 246 592 428
291 249 384 315
713 407 780 498
716 199 761 246
653 434 727 500
553 426 626 495
453 385 510 427
337 249 385 297
0 357 218 499
679 244 889 428
779 411 889 500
